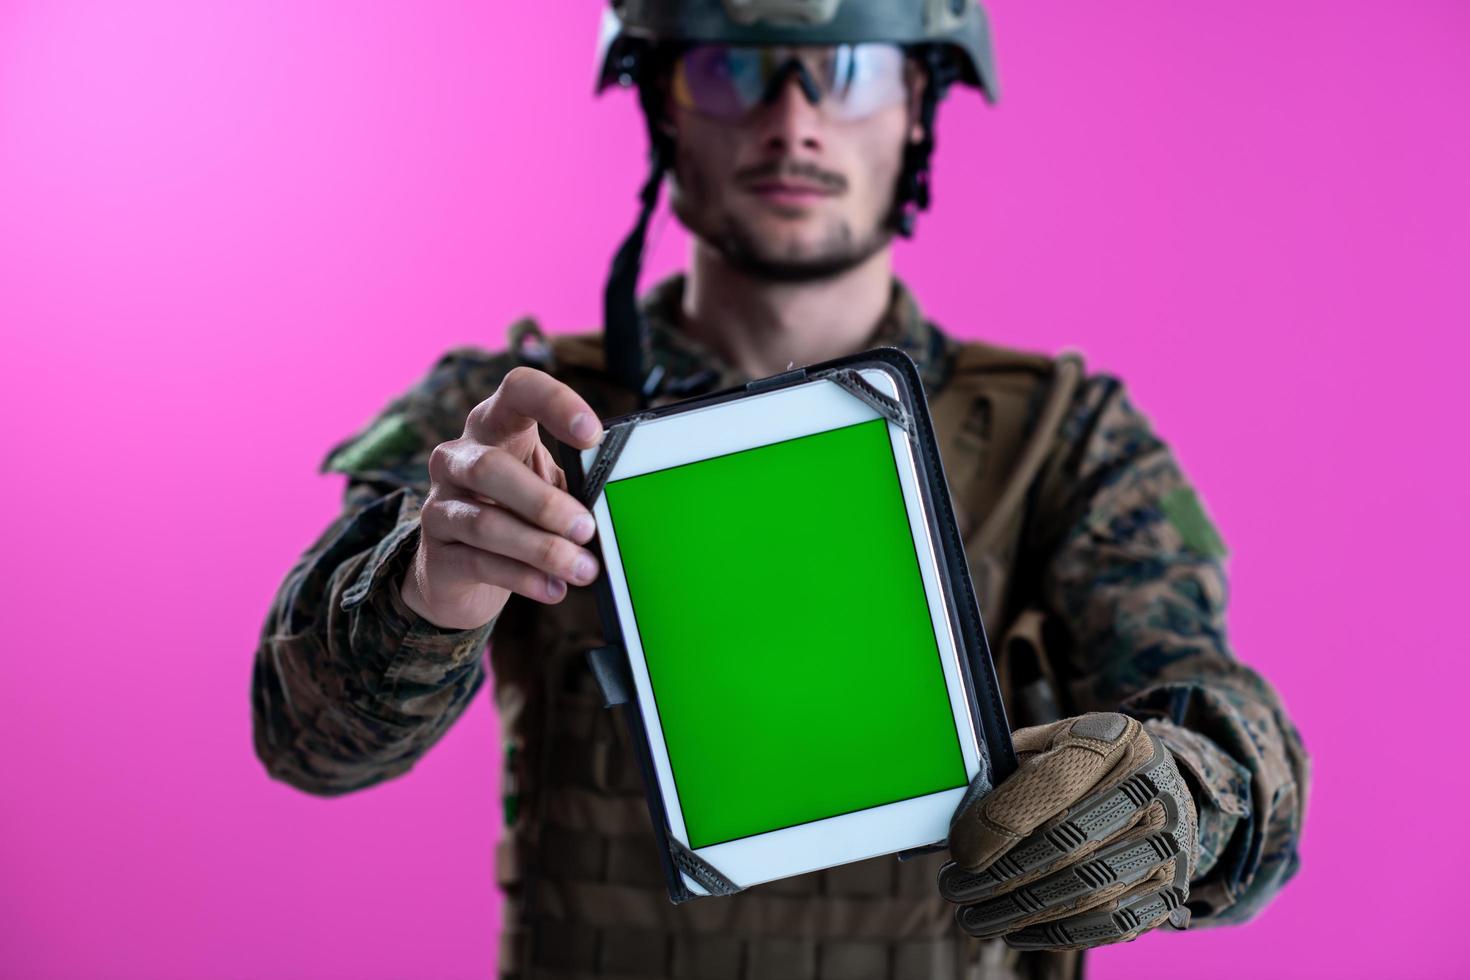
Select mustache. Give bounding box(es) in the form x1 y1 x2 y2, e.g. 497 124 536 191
734 159 847 193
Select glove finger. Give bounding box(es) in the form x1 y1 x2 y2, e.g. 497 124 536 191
949 714 1146 872
959 853 1177 944
1002 881 1190 951
941 730 1172 902
1010 719 1071 756
944 797 1166 917
1014 852 1178 934
952 825 1182 938
938 796 1161 906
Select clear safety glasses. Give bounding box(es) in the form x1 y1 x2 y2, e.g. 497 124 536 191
671 43 910 123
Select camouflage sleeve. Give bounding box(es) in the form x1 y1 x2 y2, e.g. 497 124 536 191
1034 375 1309 926
250 345 517 797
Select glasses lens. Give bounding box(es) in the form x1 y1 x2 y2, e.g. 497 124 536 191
673 46 767 120
672 44 907 122
823 44 907 121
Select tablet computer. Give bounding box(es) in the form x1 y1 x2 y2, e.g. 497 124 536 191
560 348 1014 903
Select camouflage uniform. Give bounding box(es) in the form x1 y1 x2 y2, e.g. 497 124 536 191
252 274 1308 979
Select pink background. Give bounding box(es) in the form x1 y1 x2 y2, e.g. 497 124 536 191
2 1 1465 977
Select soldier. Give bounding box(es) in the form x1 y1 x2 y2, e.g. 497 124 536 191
251 1 1308 977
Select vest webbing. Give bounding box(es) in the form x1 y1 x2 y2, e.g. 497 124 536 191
490 333 1083 980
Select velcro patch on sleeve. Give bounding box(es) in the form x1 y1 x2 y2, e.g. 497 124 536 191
324 413 418 474
1160 487 1228 559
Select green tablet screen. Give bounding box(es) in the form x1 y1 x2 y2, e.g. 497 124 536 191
604 417 968 849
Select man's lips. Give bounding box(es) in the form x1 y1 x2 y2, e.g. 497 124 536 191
742 180 838 206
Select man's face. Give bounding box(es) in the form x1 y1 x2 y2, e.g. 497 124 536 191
663 46 925 282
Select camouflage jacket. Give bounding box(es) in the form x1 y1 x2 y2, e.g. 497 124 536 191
252 274 1308 977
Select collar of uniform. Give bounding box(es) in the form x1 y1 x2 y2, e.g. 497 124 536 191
638 273 954 398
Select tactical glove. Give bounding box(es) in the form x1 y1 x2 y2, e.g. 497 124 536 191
939 713 1198 950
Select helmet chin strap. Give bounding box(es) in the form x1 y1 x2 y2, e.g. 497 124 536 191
603 75 675 405
602 45 955 403
603 155 668 402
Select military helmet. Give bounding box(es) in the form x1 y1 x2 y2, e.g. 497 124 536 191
595 0 999 103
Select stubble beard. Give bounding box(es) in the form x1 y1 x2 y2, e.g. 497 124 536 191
670 157 896 284
708 210 893 283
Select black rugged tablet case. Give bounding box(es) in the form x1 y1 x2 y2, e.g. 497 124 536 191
554 347 1016 904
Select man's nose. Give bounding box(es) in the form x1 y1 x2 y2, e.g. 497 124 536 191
753 73 824 154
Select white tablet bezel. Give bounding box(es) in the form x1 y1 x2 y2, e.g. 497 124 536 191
581 367 982 893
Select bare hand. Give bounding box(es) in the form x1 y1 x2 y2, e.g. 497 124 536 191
400 367 605 630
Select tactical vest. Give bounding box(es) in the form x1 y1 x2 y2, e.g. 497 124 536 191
489 332 1083 980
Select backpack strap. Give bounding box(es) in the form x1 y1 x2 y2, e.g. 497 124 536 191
973 348 1084 557
931 341 1084 726
931 343 1083 561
